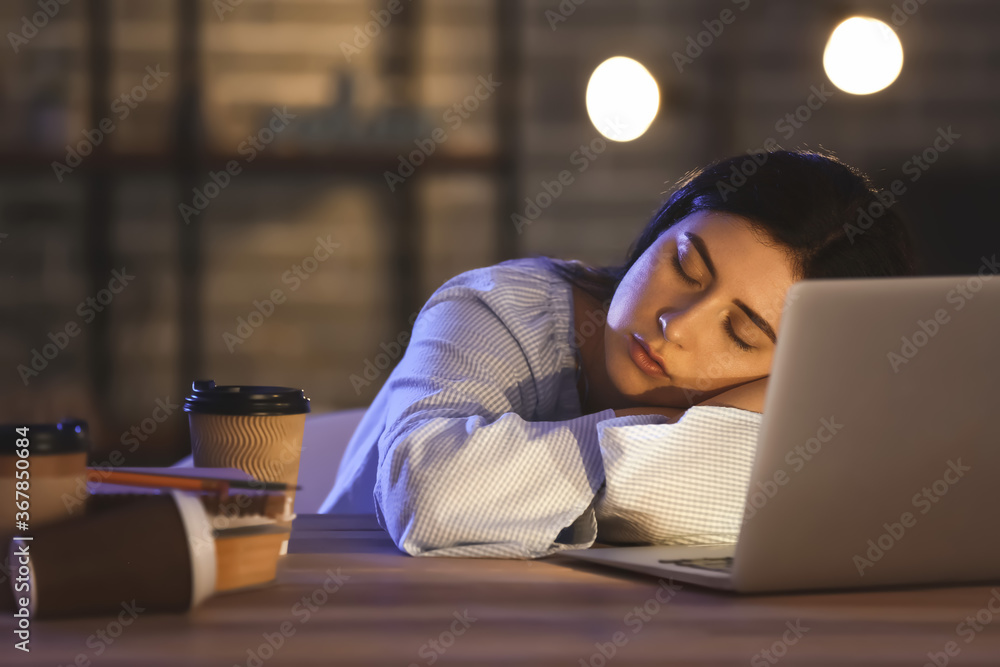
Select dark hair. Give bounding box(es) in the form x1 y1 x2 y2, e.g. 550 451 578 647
530 149 920 304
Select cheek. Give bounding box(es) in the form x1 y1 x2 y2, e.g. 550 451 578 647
700 350 744 381
606 295 631 331
691 349 770 386
606 267 650 329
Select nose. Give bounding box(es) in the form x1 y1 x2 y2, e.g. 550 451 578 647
658 312 680 346
658 300 709 348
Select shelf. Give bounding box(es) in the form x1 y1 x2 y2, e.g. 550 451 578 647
0 151 509 174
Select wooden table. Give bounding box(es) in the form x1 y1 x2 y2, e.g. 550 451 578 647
5 514 1000 666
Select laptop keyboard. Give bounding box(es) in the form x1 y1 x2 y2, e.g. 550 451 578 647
660 557 734 572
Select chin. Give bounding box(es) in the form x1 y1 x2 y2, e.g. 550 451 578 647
610 366 673 401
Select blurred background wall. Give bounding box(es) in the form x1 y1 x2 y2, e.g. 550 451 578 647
1 0 997 465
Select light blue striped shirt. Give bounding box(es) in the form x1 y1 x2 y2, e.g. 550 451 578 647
320 257 763 558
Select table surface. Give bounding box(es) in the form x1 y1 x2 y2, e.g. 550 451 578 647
4 514 1000 666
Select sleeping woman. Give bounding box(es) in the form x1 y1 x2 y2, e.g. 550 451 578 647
320 149 918 558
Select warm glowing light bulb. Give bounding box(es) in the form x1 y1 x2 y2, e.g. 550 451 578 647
823 17 904 95
586 57 660 142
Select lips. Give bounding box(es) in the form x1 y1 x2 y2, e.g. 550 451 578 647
629 334 667 377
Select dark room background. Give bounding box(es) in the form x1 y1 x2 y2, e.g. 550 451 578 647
1 0 997 465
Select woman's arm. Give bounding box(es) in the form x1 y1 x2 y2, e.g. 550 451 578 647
372 265 619 558
595 405 763 545
598 380 768 545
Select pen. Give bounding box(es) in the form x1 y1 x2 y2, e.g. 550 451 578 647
89 469 300 492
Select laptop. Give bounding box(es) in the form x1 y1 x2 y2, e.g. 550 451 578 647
562 272 1000 593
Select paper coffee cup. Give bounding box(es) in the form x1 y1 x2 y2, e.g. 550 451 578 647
8 490 215 618
1 420 88 614
0 420 89 535
183 381 310 527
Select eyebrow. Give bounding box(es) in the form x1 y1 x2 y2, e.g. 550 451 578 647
683 232 778 345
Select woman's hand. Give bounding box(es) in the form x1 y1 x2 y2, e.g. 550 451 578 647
694 376 769 414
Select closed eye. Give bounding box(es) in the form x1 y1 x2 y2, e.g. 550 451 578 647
671 252 700 287
673 246 754 351
723 315 753 351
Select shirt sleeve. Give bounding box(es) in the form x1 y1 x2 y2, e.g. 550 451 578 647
594 405 763 545
373 266 618 559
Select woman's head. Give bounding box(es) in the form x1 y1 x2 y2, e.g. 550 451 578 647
538 149 920 408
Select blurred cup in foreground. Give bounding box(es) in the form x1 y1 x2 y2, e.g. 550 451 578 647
10 490 215 618
0 419 89 535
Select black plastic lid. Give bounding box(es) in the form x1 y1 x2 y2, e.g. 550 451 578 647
1 419 90 456
183 380 311 416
